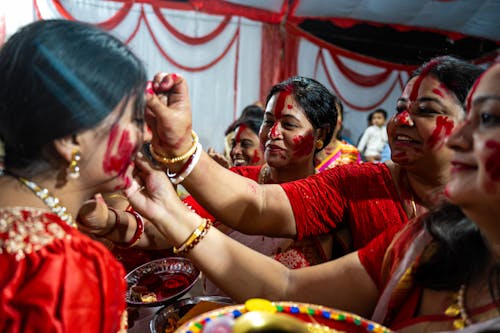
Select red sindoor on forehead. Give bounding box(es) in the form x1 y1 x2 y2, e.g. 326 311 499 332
103 125 135 175
234 124 248 142
274 85 293 119
409 59 440 102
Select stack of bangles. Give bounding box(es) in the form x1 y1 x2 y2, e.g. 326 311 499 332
98 206 145 248
173 218 212 255
148 131 202 185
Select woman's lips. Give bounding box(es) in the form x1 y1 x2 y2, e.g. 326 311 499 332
451 161 477 172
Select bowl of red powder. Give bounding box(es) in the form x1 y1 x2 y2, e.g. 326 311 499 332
125 257 200 307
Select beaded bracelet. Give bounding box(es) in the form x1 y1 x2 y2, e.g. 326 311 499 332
149 131 199 165
115 209 145 248
173 219 212 254
167 143 202 185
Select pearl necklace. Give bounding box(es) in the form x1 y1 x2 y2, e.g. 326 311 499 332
444 284 472 329
17 177 77 228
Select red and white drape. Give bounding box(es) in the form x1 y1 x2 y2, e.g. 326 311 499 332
6 0 424 149
34 0 263 153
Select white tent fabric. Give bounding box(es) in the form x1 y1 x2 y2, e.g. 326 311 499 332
1 0 498 150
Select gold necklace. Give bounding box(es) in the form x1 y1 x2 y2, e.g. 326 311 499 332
17 177 77 228
444 284 472 329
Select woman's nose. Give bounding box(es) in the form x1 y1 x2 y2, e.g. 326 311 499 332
394 110 414 127
269 123 282 139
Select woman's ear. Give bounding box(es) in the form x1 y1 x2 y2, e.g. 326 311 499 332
53 134 80 163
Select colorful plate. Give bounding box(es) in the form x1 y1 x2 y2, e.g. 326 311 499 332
175 299 394 333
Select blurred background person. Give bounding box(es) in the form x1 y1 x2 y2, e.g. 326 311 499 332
357 108 388 162
314 99 361 171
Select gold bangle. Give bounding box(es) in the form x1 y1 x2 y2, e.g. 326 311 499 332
149 131 199 165
173 218 210 254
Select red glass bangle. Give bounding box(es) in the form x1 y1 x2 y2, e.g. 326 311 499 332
115 209 145 248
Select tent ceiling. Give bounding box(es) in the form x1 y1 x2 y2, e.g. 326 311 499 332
194 0 499 64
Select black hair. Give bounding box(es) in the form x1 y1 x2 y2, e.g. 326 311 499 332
412 55 484 106
414 203 490 289
0 19 146 174
371 108 387 120
414 203 498 310
224 104 264 136
265 76 340 151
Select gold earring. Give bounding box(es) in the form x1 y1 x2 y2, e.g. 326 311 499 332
315 140 324 149
68 149 81 179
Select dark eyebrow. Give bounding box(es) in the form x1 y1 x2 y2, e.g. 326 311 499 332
397 96 445 106
416 97 445 107
473 95 500 106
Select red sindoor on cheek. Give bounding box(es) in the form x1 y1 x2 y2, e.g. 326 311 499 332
292 133 315 157
250 149 261 164
103 125 136 176
427 116 455 149
485 140 500 181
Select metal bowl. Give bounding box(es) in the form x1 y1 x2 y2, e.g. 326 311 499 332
125 257 200 308
150 295 234 333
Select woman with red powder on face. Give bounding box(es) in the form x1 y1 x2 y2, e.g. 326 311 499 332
0 20 148 332
126 56 480 255
97 62 500 332
197 77 341 295
78 56 483 259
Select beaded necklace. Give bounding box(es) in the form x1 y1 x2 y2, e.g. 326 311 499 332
444 284 472 329
17 177 77 228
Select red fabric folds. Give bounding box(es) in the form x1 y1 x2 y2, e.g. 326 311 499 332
330 52 392 87
141 7 240 72
153 7 232 45
189 0 288 24
52 0 133 30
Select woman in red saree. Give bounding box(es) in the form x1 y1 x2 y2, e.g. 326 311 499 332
120 61 500 332
0 20 149 332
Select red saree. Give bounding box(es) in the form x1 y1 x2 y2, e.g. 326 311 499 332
0 207 127 333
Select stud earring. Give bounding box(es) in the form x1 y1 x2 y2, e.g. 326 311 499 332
68 149 81 179
315 139 324 149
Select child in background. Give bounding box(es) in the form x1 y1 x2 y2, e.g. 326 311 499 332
357 108 388 162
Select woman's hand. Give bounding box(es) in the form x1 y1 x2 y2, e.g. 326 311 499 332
146 73 193 158
207 147 231 168
76 193 114 236
124 153 187 225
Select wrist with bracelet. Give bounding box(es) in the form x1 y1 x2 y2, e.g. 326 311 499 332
173 218 212 255
96 206 145 248
149 131 199 165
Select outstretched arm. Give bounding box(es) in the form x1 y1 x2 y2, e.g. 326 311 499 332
126 156 379 318
145 73 297 237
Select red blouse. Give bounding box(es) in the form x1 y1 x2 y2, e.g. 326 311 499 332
281 163 408 250
0 207 127 333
